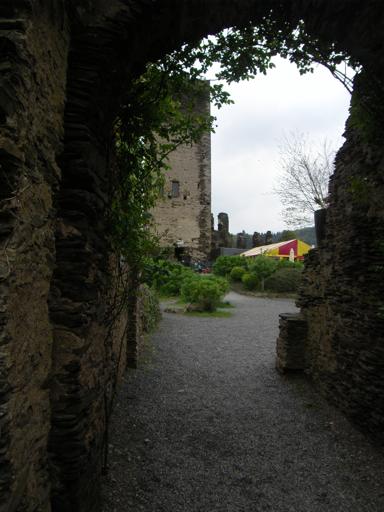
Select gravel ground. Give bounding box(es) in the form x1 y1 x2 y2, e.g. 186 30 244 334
102 292 384 512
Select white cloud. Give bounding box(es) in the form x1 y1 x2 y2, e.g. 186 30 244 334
211 57 351 233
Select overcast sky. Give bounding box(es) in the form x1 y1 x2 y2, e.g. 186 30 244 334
210 57 352 234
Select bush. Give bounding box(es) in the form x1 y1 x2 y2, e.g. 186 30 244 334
230 266 246 281
207 275 229 295
248 256 279 290
142 258 194 296
264 267 303 293
248 256 278 279
212 255 247 277
181 275 229 311
160 266 194 296
276 259 304 270
241 272 259 290
138 284 161 333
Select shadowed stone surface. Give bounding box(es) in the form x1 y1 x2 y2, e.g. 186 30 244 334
102 293 384 511
276 313 308 372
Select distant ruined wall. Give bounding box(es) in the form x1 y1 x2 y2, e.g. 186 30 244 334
0 1 384 512
152 88 211 261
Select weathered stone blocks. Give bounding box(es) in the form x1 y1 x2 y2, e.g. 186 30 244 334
276 313 308 372
0 3 69 510
152 88 212 262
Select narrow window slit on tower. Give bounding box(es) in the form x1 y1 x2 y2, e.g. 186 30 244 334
171 180 180 198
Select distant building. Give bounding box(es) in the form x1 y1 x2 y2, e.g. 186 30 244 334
241 239 312 261
151 86 211 262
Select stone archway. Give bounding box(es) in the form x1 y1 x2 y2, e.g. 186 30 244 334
0 2 383 511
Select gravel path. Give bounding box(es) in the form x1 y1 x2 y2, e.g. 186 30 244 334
102 292 384 512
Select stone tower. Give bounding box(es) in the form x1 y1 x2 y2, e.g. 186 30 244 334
151 86 211 262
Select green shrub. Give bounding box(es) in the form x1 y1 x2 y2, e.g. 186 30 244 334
230 266 246 281
212 255 247 276
277 259 304 270
241 272 259 290
219 276 230 295
264 267 303 293
204 274 230 295
142 258 194 296
181 275 229 311
160 266 194 296
138 284 161 333
248 256 278 290
248 256 278 278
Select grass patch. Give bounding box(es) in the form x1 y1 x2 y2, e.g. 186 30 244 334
176 298 233 308
185 310 232 318
161 298 233 317
218 300 234 308
230 281 297 299
158 292 178 299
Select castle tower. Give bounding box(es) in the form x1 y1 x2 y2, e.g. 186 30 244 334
151 85 211 262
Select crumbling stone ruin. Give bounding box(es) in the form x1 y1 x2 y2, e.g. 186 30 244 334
236 231 248 250
265 230 273 245
211 212 232 257
211 213 274 255
252 231 263 247
151 88 211 262
1 1 384 511
217 212 230 247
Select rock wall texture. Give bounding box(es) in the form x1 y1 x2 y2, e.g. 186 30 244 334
211 212 232 258
0 1 383 511
0 2 69 511
276 313 307 372
151 89 211 262
296 107 384 443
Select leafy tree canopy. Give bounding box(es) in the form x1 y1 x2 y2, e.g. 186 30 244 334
278 230 297 242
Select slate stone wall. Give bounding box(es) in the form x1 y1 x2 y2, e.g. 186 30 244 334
0 2 70 511
297 103 384 442
276 313 308 372
0 3 131 511
47 15 133 512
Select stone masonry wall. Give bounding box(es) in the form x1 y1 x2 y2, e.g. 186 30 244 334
296 107 384 443
0 2 69 511
0 3 131 511
47 19 132 512
152 89 211 262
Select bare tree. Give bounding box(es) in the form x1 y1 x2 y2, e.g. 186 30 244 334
274 133 336 228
